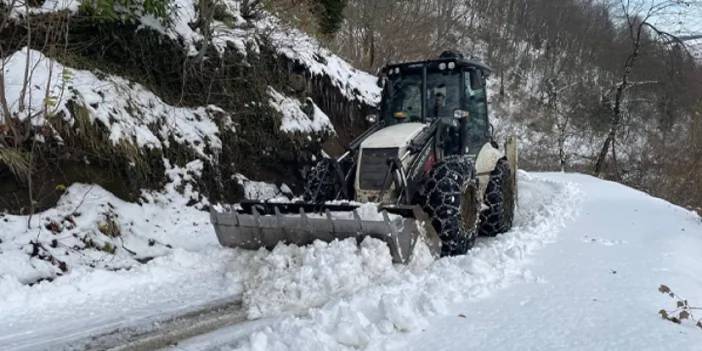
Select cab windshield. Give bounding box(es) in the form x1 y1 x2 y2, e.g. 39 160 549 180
384 71 423 123
426 71 461 119
383 68 461 124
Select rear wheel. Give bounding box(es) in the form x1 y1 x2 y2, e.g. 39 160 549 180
422 156 480 256
479 158 515 236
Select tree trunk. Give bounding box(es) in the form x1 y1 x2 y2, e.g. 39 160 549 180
594 123 616 176
594 24 642 177
558 133 567 172
368 30 375 70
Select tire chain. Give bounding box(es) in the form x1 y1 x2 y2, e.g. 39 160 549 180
303 158 338 203
479 158 513 236
422 155 479 256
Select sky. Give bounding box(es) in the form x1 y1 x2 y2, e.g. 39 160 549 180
605 0 702 41
648 1 702 37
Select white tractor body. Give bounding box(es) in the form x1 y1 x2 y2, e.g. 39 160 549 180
355 123 428 202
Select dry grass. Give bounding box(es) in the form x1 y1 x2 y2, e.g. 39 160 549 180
0 147 30 179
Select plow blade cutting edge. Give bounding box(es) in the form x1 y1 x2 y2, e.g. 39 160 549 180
210 202 440 263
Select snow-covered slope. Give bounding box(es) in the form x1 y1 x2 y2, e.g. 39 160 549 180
2 0 380 107
2 173 701 350
1 48 230 158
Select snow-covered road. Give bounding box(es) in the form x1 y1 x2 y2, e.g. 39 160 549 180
172 172 582 350
174 173 702 351
380 173 702 351
2 173 701 350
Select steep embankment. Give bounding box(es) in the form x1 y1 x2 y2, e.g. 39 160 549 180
0 0 380 212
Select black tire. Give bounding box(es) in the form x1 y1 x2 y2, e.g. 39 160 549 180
303 158 339 203
479 158 515 237
422 155 480 257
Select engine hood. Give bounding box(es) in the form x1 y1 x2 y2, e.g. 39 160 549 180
360 122 428 149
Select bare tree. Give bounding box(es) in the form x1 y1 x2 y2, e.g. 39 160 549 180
333 0 471 72
594 0 694 176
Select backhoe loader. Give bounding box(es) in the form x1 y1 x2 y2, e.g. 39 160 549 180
211 51 518 263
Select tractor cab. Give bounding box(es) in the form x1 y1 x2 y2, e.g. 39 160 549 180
376 51 492 155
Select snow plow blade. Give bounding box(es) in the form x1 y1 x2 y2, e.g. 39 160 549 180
210 202 440 264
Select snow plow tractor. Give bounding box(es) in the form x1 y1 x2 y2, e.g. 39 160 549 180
211 51 518 263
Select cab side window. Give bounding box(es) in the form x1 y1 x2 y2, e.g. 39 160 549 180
465 70 488 132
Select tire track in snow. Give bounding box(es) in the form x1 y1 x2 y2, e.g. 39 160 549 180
41 298 246 351
98 300 246 351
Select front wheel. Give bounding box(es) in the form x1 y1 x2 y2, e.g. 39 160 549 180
422 156 480 257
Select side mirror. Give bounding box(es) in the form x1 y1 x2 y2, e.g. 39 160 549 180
366 114 378 124
470 70 482 90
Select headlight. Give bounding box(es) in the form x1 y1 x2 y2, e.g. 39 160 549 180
366 114 378 123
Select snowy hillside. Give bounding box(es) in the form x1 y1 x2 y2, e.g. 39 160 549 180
2 0 380 107
1 0 383 214
2 48 230 158
1 173 701 350
1 1 701 349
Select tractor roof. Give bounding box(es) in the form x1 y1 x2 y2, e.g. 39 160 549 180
382 51 492 76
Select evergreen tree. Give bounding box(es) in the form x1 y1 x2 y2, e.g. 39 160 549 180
317 0 347 35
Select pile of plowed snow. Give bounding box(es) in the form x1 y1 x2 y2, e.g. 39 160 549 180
183 173 582 350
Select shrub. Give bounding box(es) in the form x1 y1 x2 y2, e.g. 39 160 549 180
658 284 702 330
79 0 170 23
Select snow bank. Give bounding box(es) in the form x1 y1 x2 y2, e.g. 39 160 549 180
243 238 395 320
267 88 334 134
1 48 231 159
234 174 292 201
0 161 206 284
378 173 702 350
0 161 245 349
